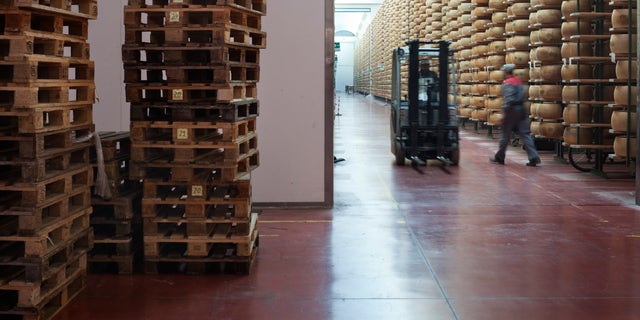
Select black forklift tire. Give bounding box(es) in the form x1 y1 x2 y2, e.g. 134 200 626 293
395 141 406 166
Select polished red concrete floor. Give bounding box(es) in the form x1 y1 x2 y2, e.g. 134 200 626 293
55 93 640 320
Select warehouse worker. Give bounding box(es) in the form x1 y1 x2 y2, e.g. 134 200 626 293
490 64 541 166
418 60 439 125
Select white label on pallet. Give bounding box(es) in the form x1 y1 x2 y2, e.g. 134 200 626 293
177 128 189 140
169 12 180 23
191 185 204 197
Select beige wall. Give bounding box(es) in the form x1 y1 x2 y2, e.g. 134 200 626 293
88 0 329 205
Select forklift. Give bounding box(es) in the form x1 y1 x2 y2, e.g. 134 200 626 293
390 40 459 169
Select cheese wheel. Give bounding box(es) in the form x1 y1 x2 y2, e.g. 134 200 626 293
563 104 593 124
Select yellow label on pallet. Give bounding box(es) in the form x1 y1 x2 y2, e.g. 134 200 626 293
176 128 189 140
191 185 204 197
172 0 184 3
169 12 180 22
172 89 183 101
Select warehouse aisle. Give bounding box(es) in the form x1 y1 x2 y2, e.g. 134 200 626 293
55 93 639 320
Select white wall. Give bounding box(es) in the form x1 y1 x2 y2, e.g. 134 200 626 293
90 0 128 132
88 0 329 206
253 0 328 204
335 40 355 92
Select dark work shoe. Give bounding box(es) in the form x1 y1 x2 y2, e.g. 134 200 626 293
526 157 541 167
489 157 504 165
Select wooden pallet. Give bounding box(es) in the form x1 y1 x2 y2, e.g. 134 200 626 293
142 174 250 198
125 82 256 104
0 189 91 236
126 0 267 16
90 168 141 198
91 191 142 221
0 0 98 19
0 124 93 159
124 24 266 49
129 99 259 122
0 144 90 183
0 34 91 60
0 269 87 320
130 148 258 182
87 251 139 275
130 131 256 163
143 213 252 239
0 81 95 108
0 165 92 206
143 245 257 275
141 197 250 221
124 63 259 84
0 8 90 40
0 104 93 134
143 212 257 257
0 56 93 85
124 6 261 29
91 215 141 238
0 226 92 283
122 43 260 66
91 235 138 257
131 117 255 143
0 210 91 257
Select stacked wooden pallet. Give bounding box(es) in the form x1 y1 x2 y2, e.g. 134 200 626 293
88 132 142 274
122 0 265 275
0 0 97 319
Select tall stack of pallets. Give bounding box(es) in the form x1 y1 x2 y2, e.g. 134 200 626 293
88 132 142 275
0 0 97 319
122 0 265 274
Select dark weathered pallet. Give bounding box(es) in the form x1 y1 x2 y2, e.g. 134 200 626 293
143 214 257 257
124 63 259 84
125 82 256 104
0 9 90 40
90 215 141 238
91 235 138 256
129 99 259 122
88 251 140 275
122 43 260 66
91 190 142 220
124 24 266 49
0 0 98 19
